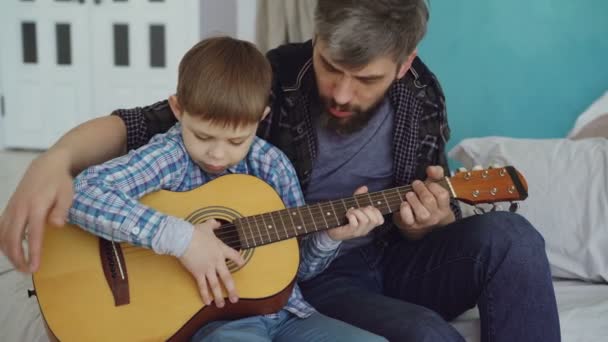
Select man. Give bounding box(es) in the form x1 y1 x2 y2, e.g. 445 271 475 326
0 1 560 341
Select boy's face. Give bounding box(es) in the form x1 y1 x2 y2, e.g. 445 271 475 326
179 113 258 175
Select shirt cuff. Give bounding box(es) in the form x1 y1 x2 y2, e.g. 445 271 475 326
313 231 342 251
152 216 194 257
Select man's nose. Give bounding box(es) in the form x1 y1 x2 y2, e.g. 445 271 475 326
332 77 354 106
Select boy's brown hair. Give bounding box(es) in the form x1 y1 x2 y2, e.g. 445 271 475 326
176 36 271 128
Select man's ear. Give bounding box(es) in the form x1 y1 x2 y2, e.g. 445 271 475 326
261 106 270 121
397 48 418 80
168 95 183 121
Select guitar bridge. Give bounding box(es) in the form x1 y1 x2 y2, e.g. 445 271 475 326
99 239 130 306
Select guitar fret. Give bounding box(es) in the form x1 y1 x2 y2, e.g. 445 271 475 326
353 195 361 208
328 201 341 226
242 218 254 248
380 191 392 212
340 198 349 212
365 193 373 207
269 212 282 241
259 214 269 244
306 205 319 231
276 209 289 239
317 202 329 230
294 208 307 234
393 187 404 202
251 216 263 247
266 213 280 242
287 209 299 234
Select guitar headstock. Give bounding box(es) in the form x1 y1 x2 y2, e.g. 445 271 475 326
447 166 528 205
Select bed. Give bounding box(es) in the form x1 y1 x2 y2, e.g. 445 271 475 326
449 90 608 341
1 92 607 341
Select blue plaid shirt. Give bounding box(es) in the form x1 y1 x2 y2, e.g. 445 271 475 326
69 123 341 318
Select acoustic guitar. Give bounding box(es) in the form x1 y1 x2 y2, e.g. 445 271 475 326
31 166 528 341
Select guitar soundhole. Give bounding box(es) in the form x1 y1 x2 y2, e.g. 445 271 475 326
184 206 254 273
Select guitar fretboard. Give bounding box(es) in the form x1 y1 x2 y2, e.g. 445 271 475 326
234 179 450 249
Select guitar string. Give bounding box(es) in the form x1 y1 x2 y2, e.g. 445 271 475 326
119 176 510 255
121 181 462 253
210 176 511 247
120 189 414 255
184 186 435 249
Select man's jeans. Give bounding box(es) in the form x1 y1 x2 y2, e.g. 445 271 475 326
300 211 561 342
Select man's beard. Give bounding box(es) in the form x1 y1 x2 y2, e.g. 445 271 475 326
319 97 386 135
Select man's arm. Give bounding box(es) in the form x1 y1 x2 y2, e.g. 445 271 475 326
0 101 176 272
54 115 128 176
0 115 127 273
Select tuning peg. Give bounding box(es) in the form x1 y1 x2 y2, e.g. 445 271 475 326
509 202 519 213
472 165 483 171
456 167 467 174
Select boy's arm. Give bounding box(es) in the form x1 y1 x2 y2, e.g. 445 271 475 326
69 137 193 257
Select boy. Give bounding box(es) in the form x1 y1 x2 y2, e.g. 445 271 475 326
68 37 386 341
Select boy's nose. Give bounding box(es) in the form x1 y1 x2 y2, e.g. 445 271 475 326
207 145 225 160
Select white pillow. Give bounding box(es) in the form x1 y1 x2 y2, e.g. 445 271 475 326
568 91 608 138
449 137 608 282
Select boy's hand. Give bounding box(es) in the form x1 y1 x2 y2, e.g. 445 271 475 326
327 186 385 241
0 150 74 273
178 219 245 308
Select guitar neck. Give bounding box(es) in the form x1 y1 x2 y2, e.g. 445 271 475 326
234 166 528 249
235 179 452 249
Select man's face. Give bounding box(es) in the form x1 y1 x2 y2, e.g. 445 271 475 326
312 38 411 133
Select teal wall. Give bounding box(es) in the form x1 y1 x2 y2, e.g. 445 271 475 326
419 0 608 152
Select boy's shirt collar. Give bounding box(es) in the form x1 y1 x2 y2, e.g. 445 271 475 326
226 158 248 174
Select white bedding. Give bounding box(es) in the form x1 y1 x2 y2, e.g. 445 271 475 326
451 280 608 342
1 253 607 341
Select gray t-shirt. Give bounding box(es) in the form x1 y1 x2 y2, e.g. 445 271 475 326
305 98 395 254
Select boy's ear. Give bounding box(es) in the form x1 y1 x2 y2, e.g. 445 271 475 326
261 106 270 121
168 95 183 121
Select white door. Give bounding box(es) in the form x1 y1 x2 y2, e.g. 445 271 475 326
89 0 199 117
1 0 200 149
1 0 93 149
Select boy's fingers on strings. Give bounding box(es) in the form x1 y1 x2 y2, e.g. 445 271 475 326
224 245 245 266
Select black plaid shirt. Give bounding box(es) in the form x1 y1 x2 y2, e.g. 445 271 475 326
114 41 461 229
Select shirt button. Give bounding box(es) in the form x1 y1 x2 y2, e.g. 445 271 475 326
132 227 140 235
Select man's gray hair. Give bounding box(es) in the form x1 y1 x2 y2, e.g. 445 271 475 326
314 0 429 67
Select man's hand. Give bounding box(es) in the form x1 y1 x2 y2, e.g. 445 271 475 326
179 219 245 308
0 149 74 273
393 166 455 240
327 186 385 241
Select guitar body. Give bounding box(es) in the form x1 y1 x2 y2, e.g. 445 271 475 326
32 174 299 341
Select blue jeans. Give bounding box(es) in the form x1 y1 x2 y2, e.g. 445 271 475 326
191 309 387 342
300 211 561 342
